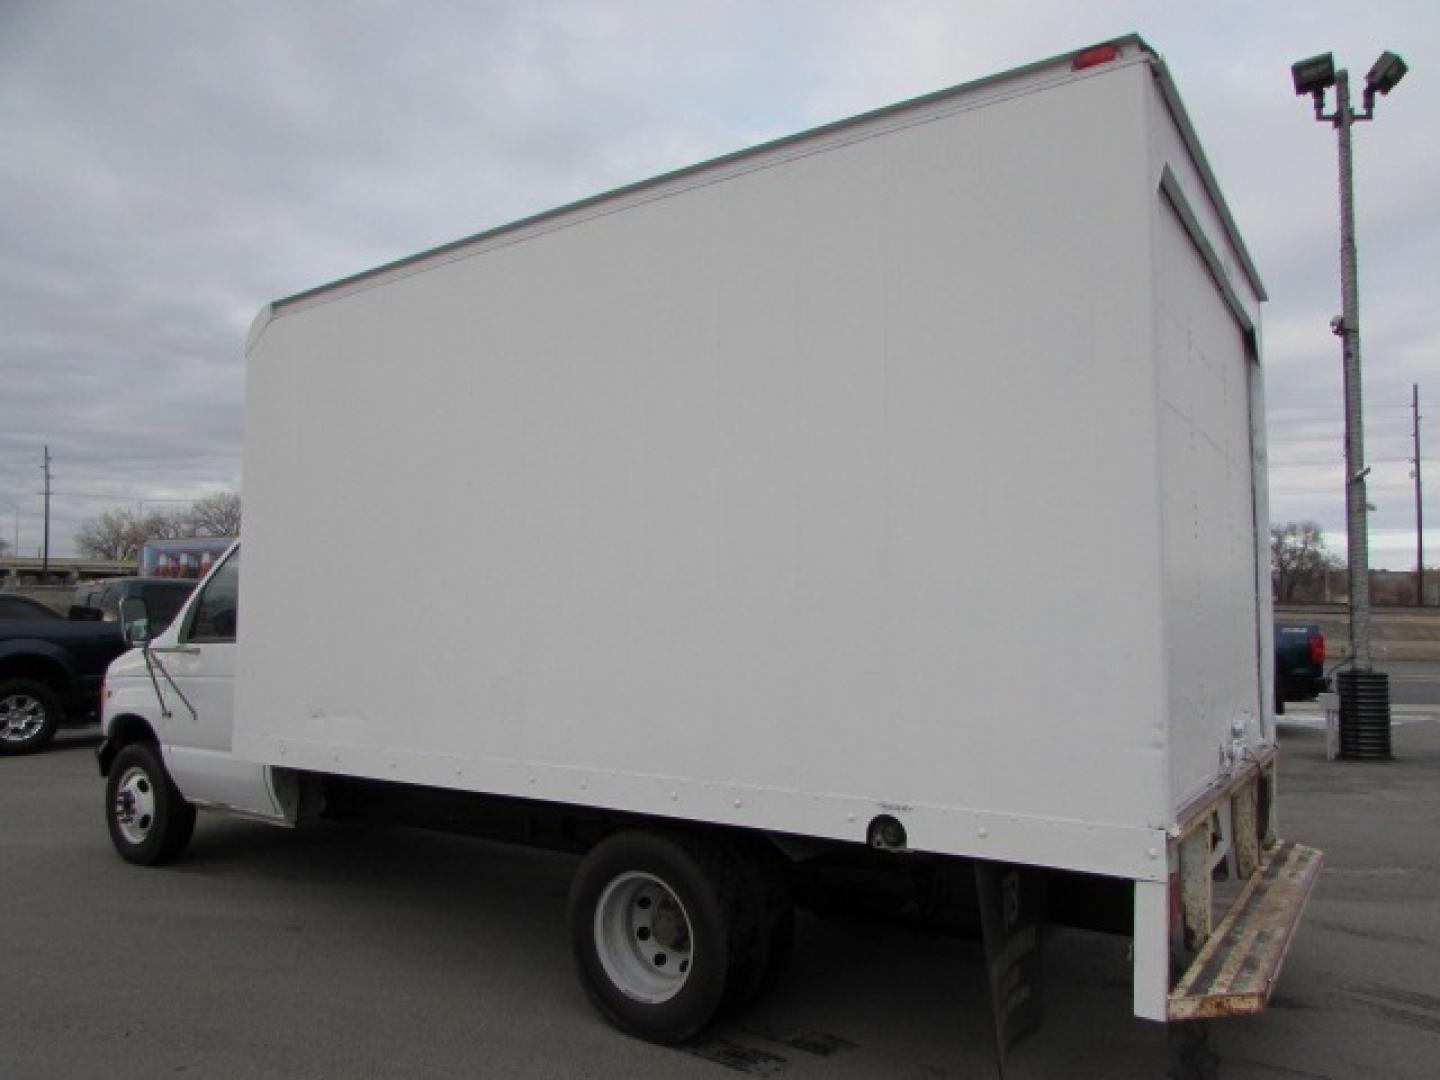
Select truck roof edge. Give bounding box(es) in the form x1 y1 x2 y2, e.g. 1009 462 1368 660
244 33 1264 353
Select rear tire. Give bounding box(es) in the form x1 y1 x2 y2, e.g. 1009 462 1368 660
106 743 196 865
0 678 63 756
720 839 794 1013
569 830 750 1044
759 905 797 995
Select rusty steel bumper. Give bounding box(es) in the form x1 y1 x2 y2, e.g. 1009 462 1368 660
1168 840 1324 1020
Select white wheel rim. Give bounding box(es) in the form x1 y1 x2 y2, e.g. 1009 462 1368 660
594 871 694 1003
114 765 158 845
0 693 45 742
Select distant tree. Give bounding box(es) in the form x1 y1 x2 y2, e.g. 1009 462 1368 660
75 509 146 561
184 491 241 537
141 510 189 541
75 491 241 561
0 535 9 557
1271 521 1337 602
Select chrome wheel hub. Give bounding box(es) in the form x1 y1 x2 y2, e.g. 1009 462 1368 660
113 766 157 845
0 693 45 743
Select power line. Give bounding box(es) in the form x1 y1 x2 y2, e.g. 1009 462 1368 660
46 492 205 501
1270 458 1427 469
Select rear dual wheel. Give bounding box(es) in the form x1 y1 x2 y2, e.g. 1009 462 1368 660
568 830 792 1044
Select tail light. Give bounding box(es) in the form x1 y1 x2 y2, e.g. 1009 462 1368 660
1308 634 1325 666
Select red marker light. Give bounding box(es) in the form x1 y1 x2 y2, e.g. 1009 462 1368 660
1308 634 1325 666
1073 44 1121 71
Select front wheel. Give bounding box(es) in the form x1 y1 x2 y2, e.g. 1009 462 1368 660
0 678 63 756
569 831 748 1044
105 743 196 865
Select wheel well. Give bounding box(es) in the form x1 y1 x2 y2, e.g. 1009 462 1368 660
98 714 159 776
0 654 74 699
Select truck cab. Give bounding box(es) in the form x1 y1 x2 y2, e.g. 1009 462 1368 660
99 542 286 828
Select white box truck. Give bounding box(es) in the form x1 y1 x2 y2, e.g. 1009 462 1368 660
101 36 1320 1047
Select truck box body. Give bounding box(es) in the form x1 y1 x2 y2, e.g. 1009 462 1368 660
234 38 1294 1020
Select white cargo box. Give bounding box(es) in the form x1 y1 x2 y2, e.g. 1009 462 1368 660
238 37 1271 905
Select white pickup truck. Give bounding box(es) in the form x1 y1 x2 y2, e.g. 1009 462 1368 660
99 36 1321 1051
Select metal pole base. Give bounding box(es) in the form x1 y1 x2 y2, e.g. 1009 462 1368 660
1337 669 1392 760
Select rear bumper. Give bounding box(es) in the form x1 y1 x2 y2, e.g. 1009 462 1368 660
1277 670 1330 702
1168 841 1324 1019
1158 753 1324 1021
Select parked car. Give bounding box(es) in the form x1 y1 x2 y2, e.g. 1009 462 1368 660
0 594 63 621
0 617 127 755
69 577 196 632
1274 622 1329 714
0 581 203 755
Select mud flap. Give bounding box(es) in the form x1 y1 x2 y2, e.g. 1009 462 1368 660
975 861 1046 1071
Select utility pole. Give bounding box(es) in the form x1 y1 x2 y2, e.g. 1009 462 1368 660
41 445 52 575
1415 384 1425 606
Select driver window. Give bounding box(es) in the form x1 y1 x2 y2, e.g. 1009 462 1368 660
185 550 240 643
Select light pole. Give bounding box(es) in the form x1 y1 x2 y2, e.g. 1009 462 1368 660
1292 49 1408 759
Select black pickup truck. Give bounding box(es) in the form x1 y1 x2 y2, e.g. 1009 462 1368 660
0 579 195 755
1274 621 1329 714
0 617 126 755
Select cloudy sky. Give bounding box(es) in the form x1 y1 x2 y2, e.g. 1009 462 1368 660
1 1 1435 567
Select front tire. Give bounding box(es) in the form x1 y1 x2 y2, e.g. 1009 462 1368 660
105 743 196 865
0 678 63 756
569 831 749 1044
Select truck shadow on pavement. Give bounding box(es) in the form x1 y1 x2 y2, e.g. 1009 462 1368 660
169 815 1179 1078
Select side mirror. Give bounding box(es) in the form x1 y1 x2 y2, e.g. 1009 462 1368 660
118 596 152 646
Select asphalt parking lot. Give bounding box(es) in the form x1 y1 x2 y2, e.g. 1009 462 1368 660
3 713 1438 1080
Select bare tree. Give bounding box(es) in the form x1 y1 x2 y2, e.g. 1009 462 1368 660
75 491 241 561
185 491 241 537
75 509 146 561
141 510 190 541
1271 521 1337 602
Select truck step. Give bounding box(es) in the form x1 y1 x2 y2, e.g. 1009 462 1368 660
1168 841 1324 1020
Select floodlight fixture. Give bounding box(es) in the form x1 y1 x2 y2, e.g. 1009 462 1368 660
1365 50 1407 98
1291 52 1336 97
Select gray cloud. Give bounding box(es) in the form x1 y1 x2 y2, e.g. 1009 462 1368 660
2 1 1435 567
